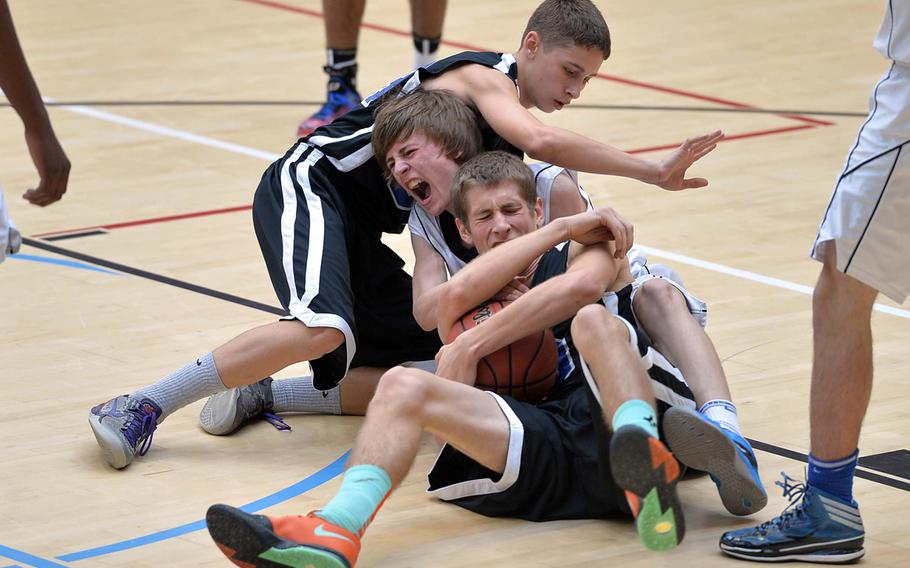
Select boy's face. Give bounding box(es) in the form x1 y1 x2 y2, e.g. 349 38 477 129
521 34 604 112
385 131 461 216
456 182 543 254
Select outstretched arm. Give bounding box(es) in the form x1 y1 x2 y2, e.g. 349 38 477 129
426 65 722 191
0 0 70 206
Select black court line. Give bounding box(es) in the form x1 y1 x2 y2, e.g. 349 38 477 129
23 237 285 316
20 237 910 495
43 229 108 241
0 100 868 118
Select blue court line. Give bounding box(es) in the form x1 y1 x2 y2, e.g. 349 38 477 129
52 449 349 562
7 254 121 275
0 545 68 568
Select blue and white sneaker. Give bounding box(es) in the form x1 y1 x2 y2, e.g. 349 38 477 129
720 473 864 563
663 406 767 515
88 395 162 469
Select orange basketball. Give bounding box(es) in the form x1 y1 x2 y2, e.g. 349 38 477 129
447 300 558 402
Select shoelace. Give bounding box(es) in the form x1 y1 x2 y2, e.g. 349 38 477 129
263 412 292 432
753 472 807 534
121 403 158 456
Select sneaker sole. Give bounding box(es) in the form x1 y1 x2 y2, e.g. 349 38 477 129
610 426 685 551
720 541 865 563
207 505 350 568
199 389 243 436
663 407 767 516
88 413 132 469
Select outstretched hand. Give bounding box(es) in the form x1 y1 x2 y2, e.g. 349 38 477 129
563 206 634 259
654 130 724 191
22 128 71 206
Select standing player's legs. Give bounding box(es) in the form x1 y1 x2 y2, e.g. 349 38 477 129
410 0 447 68
206 366 510 568
571 304 685 551
633 277 766 516
297 0 366 137
722 61 910 563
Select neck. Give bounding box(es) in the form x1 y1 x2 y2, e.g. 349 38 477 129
511 51 533 108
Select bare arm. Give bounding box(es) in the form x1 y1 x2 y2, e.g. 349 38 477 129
426 65 722 191
437 207 632 340
0 0 70 206
411 232 451 331
548 170 591 220
436 242 618 383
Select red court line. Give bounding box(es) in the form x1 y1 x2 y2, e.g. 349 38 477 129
629 124 816 154
32 205 253 238
235 0 834 127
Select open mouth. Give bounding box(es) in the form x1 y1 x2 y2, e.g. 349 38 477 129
409 179 431 202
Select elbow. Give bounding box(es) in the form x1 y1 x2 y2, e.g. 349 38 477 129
521 127 556 161
436 281 471 331
568 273 608 306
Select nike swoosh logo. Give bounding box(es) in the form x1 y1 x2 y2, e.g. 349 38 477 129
314 524 355 545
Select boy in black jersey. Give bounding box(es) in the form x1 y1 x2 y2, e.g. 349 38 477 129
88 0 723 471
207 152 701 565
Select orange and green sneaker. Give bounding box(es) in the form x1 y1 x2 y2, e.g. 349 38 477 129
207 504 361 568
610 425 685 551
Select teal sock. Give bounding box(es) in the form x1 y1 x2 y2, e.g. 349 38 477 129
612 399 659 439
315 464 392 535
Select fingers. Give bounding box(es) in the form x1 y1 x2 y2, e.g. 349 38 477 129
682 177 709 189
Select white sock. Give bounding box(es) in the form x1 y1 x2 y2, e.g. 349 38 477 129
133 352 227 422
699 399 742 436
272 375 342 415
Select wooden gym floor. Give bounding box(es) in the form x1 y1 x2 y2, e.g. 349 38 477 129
1 0 908 566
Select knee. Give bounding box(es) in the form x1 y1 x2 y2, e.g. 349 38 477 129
284 321 345 358
572 305 629 351
370 367 428 416
813 260 877 318
635 278 685 319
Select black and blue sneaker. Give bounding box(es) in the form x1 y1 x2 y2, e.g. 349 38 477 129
88 394 162 469
663 406 767 516
720 473 864 563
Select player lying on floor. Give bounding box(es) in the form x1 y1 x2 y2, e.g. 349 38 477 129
203 88 766 519
206 152 752 566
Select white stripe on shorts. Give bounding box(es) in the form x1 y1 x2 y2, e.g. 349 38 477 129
279 145 356 371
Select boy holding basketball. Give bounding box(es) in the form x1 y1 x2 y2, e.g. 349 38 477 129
206 152 708 565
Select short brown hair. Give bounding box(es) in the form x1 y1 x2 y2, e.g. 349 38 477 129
522 0 611 59
452 151 536 225
372 89 483 175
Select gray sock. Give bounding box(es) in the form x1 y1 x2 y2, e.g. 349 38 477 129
272 375 342 415
133 352 227 421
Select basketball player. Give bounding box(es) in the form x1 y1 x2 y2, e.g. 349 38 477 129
88 0 722 470
297 0 447 137
207 152 699 566
0 0 71 263
720 0 910 562
202 90 764 518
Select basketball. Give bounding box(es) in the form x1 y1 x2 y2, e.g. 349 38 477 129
447 300 558 402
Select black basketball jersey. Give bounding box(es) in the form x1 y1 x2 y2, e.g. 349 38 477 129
300 51 521 234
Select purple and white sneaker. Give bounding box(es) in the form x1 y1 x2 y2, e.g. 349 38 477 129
88 395 161 469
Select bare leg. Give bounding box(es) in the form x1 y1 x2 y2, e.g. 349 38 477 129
410 0 447 37
213 320 343 388
809 245 878 460
339 366 384 415
571 304 655 419
633 278 731 405
349 367 510 484
323 0 365 49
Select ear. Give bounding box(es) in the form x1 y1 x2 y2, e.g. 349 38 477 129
523 31 541 58
534 197 544 228
455 216 474 246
